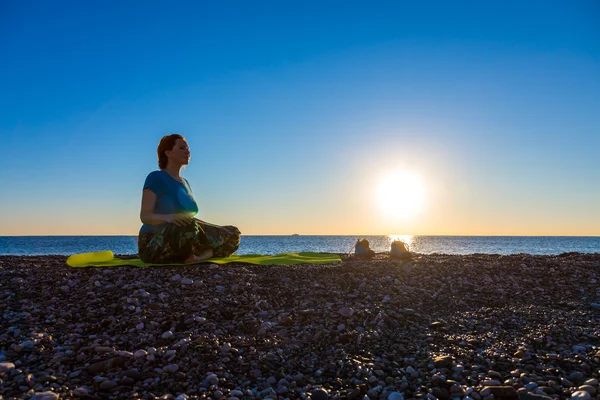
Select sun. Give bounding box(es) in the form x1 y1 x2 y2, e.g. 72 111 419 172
377 170 426 220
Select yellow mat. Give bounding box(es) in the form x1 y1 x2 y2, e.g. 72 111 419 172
66 250 342 267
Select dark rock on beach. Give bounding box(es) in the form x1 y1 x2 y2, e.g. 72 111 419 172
0 252 599 399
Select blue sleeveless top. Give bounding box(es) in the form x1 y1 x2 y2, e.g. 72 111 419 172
139 170 199 234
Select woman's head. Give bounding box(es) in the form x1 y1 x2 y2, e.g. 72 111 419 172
157 134 190 169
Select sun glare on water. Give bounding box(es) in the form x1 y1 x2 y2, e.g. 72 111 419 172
377 170 426 220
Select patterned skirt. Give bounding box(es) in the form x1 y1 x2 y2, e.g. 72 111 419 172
138 219 241 263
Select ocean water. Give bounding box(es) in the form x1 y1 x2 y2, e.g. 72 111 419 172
0 235 599 256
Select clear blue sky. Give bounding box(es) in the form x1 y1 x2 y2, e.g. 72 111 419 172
1 0 599 235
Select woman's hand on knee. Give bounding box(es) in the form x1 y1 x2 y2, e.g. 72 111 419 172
165 214 194 226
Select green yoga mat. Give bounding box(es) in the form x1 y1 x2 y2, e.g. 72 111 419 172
66 250 342 267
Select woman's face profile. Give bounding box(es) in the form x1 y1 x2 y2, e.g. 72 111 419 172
167 139 191 166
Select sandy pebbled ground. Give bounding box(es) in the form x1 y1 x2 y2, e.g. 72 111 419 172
0 252 599 400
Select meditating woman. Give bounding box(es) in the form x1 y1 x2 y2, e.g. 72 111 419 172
138 134 241 263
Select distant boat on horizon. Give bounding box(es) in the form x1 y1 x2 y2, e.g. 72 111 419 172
291 233 300 236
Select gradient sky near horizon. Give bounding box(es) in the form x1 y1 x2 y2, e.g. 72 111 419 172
1 1 599 236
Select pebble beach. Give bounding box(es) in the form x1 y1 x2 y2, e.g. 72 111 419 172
1 252 599 400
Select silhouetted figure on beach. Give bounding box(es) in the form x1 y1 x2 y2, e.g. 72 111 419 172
138 134 241 263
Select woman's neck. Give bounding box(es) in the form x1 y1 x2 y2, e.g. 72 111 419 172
164 165 183 181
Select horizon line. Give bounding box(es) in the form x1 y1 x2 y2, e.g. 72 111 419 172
1 234 599 238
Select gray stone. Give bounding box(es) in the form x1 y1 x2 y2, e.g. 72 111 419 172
562 378 574 388
0 362 15 373
311 388 330 400
577 386 596 396
339 307 354 318
87 357 124 374
485 386 518 399
570 391 592 400
207 374 219 385
525 383 538 390
482 380 502 387
99 380 117 390
570 372 585 384
517 393 553 400
434 356 453 369
73 387 90 397
163 364 179 373
433 387 450 400
31 392 59 400
430 321 445 329
134 349 147 358
276 385 288 394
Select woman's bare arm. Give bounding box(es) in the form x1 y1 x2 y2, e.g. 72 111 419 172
140 189 192 226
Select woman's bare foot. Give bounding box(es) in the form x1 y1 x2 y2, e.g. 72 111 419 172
195 248 214 261
184 249 214 264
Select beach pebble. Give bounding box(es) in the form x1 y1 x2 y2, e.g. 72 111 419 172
482 380 502 386
87 357 124 374
134 349 147 358
311 388 330 400
99 380 117 390
73 387 90 397
276 385 288 394
0 362 15 373
485 386 518 398
31 392 59 400
207 374 219 386
577 386 596 396
388 392 404 400
562 378 574 387
339 307 354 318
570 372 585 383
430 321 444 329
571 391 592 400
526 383 538 390
2 252 600 399
434 356 453 368
163 364 179 373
